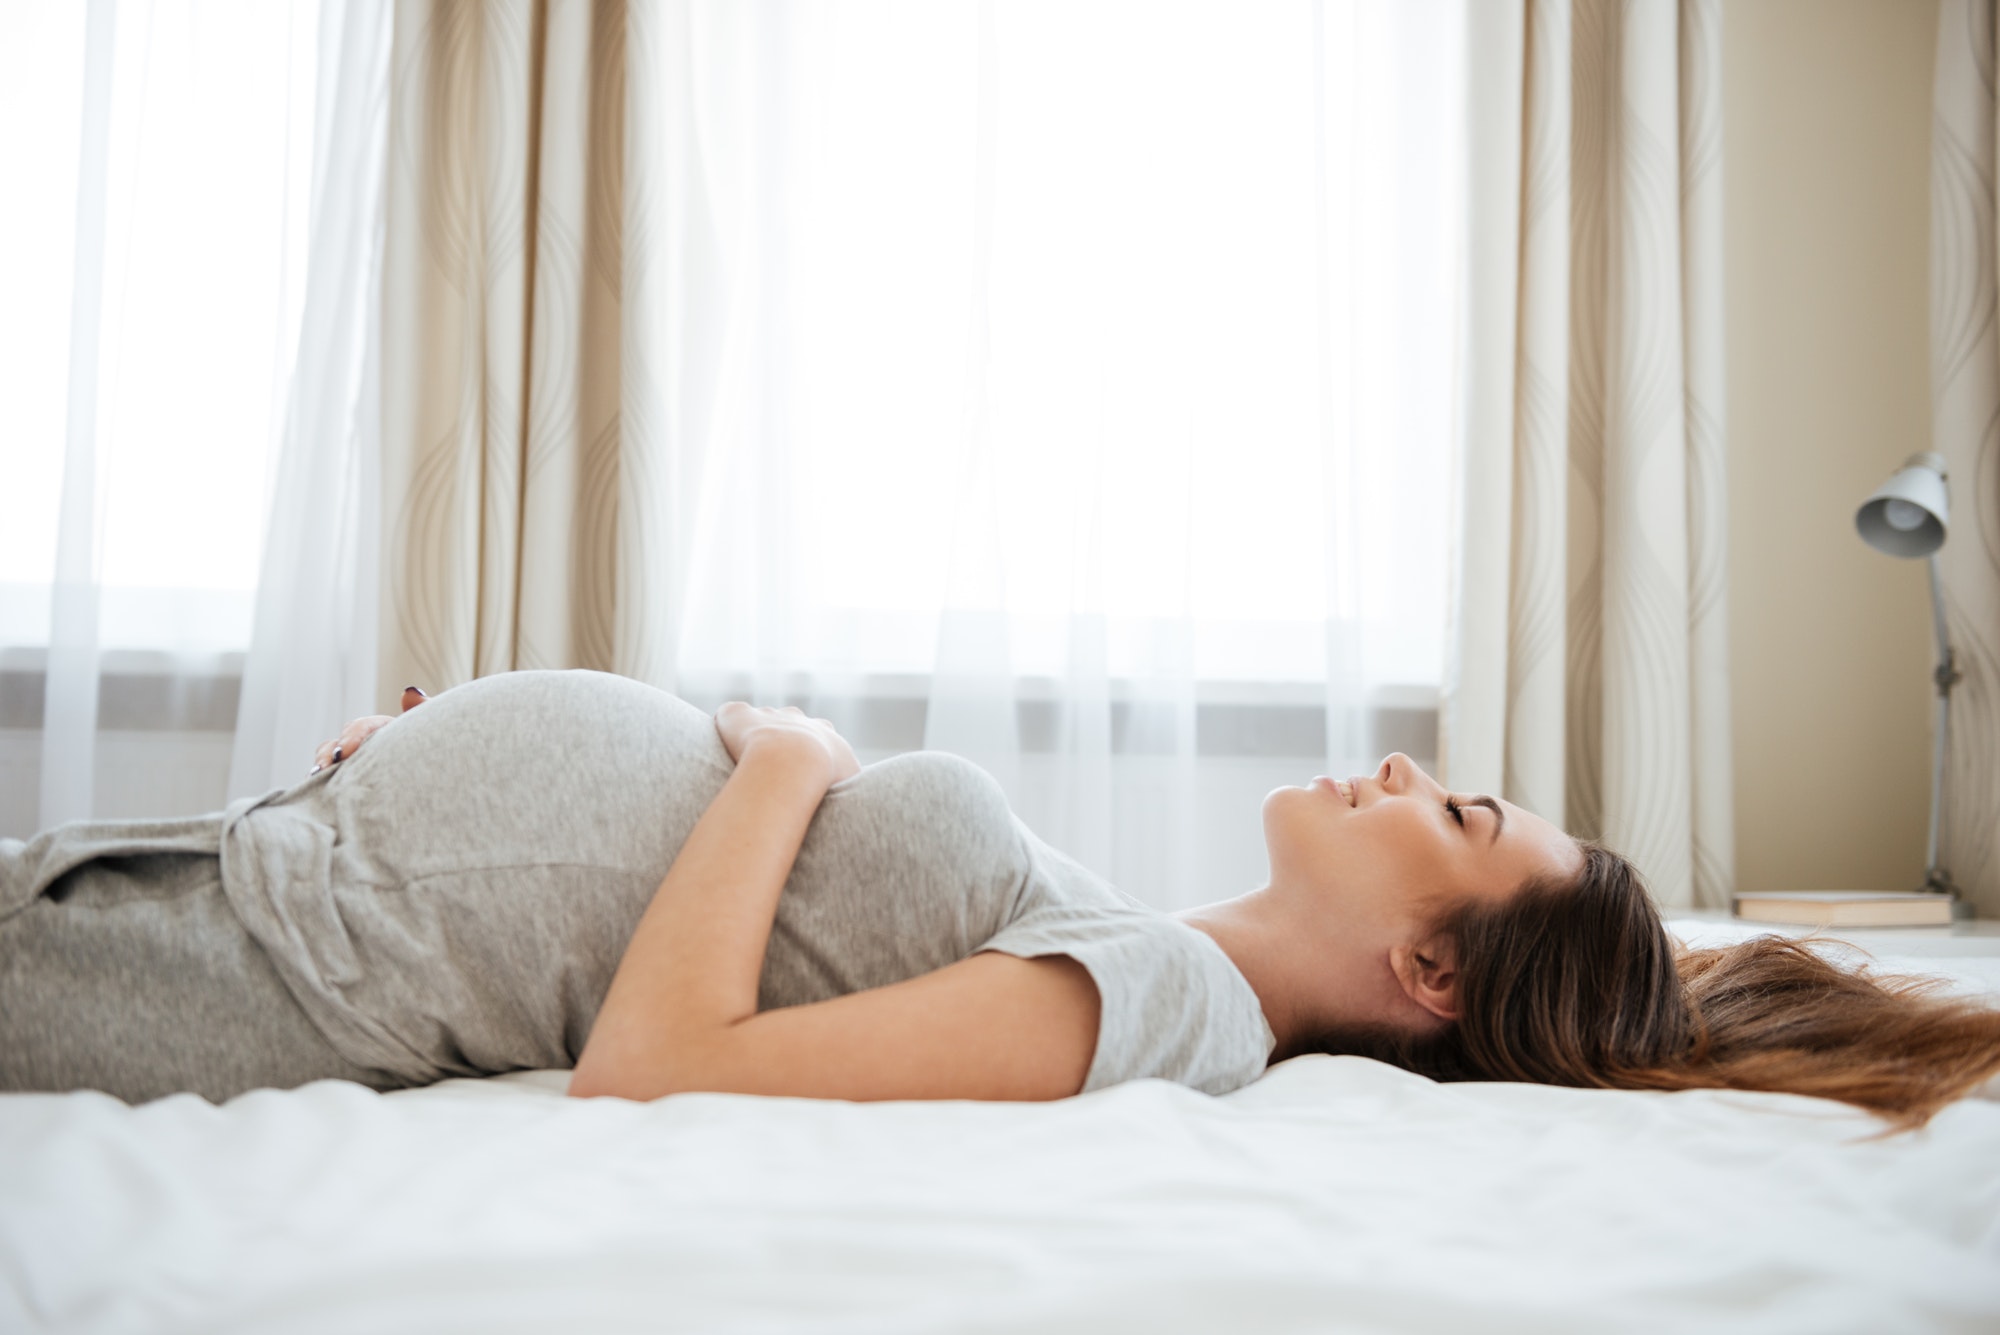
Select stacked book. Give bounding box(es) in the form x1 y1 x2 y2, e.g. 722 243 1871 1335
1731 891 1956 928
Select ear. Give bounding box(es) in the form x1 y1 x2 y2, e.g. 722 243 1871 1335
1388 934 1461 1023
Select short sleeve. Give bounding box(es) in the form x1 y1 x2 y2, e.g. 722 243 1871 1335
977 907 1276 1096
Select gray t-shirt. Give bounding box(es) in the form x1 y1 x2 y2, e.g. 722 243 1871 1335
217 669 1277 1096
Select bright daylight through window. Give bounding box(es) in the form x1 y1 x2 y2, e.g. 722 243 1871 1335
0 2 318 658
1 1 1460 702
669 3 1461 696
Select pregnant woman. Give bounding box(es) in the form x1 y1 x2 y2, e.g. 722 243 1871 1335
4 670 1998 1125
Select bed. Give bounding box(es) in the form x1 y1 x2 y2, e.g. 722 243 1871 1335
4 918 1997 1334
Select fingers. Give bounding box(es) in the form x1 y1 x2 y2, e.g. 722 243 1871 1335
307 711 401 777
401 685 428 713
310 736 350 777
309 733 349 775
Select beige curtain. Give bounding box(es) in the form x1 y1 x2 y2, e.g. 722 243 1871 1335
1443 0 1731 910
378 0 643 698
1932 0 2000 917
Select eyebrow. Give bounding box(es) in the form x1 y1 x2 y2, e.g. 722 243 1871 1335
1464 795 1505 845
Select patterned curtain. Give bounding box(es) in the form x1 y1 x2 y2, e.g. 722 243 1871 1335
1932 0 2000 917
1442 0 1731 910
378 0 647 694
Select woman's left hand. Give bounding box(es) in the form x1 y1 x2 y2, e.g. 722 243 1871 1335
310 686 429 775
713 703 860 788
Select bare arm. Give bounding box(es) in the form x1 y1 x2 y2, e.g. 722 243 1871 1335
567 706 1100 1102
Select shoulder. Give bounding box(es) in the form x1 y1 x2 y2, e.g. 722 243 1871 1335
980 900 1274 1097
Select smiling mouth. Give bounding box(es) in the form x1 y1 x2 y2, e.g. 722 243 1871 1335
1313 775 1357 807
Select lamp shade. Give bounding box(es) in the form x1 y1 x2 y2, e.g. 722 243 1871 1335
1855 451 1950 558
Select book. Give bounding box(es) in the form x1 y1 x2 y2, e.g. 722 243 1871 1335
1732 891 1955 928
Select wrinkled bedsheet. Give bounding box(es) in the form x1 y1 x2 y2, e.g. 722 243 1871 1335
3 930 1998 1334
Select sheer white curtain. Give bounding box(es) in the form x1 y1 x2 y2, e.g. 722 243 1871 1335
226 0 392 804
627 0 1466 907
0 0 324 835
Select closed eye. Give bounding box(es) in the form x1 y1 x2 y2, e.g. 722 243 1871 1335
1446 793 1506 844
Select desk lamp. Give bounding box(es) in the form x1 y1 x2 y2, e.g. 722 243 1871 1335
1854 451 1964 913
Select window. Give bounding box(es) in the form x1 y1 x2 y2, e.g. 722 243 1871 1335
0 1 319 657
665 1 1461 694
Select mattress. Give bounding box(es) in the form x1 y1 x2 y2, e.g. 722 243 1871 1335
3 921 1997 1334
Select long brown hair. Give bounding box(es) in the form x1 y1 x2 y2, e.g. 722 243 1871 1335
1342 843 2000 1131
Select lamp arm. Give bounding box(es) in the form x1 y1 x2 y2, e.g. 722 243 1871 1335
1926 554 1958 689
1923 554 1958 897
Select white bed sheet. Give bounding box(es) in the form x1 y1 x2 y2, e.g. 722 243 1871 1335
3 927 1998 1335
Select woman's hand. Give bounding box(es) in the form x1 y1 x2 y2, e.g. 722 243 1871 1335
309 686 429 775
713 702 860 788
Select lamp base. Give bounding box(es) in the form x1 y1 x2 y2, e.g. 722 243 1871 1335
1918 868 1976 920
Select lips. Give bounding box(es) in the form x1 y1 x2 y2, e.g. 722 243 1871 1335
1312 775 1357 807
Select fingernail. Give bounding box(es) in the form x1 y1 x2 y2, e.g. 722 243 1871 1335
310 764 323 776
332 746 344 763
403 685 426 697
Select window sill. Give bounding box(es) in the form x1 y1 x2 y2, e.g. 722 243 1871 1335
0 652 1435 760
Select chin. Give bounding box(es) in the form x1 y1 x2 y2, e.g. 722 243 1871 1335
1259 783 1318 855
1260 783 1306 826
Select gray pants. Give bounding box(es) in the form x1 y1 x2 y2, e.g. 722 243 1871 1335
1 813 397 1104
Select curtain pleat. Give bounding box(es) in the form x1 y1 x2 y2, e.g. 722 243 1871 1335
1442 0 1524 801
615 0 677 692
1931 0 2000 916
1446 0 1732 910
37 0 119 830
1503 0 1572 827
1678 0 1732 909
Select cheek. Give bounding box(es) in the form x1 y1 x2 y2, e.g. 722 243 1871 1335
1262 788 1367 892
1335 805 1458 908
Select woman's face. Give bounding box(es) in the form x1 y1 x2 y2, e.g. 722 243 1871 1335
1262 753 1579 932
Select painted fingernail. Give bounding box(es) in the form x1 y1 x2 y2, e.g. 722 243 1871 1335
403 685 426 697
332 746 344 763
310 764 323 776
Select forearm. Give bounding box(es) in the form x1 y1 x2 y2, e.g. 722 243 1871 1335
569 738 830 1097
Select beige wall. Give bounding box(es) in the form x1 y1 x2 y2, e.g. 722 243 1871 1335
1725 0 1939 892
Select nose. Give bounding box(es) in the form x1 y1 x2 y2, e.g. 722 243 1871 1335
1377 752 1437 794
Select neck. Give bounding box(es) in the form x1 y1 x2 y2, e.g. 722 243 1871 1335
1174 889 1358 1062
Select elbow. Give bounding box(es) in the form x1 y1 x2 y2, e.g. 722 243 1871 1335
565 1065 624 1100
571 1021 745 1100
567 1060 678 1102
567 1046 714 1102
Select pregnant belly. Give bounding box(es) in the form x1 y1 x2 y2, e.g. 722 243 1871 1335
328 669 734 890
222 671 740 1076
224 670 1025 1079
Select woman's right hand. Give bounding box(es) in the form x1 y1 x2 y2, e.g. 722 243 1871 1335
713 702 861 788
309 686 429 775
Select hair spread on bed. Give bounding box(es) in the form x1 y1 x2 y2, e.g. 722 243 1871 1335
1318 843 2000 1131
